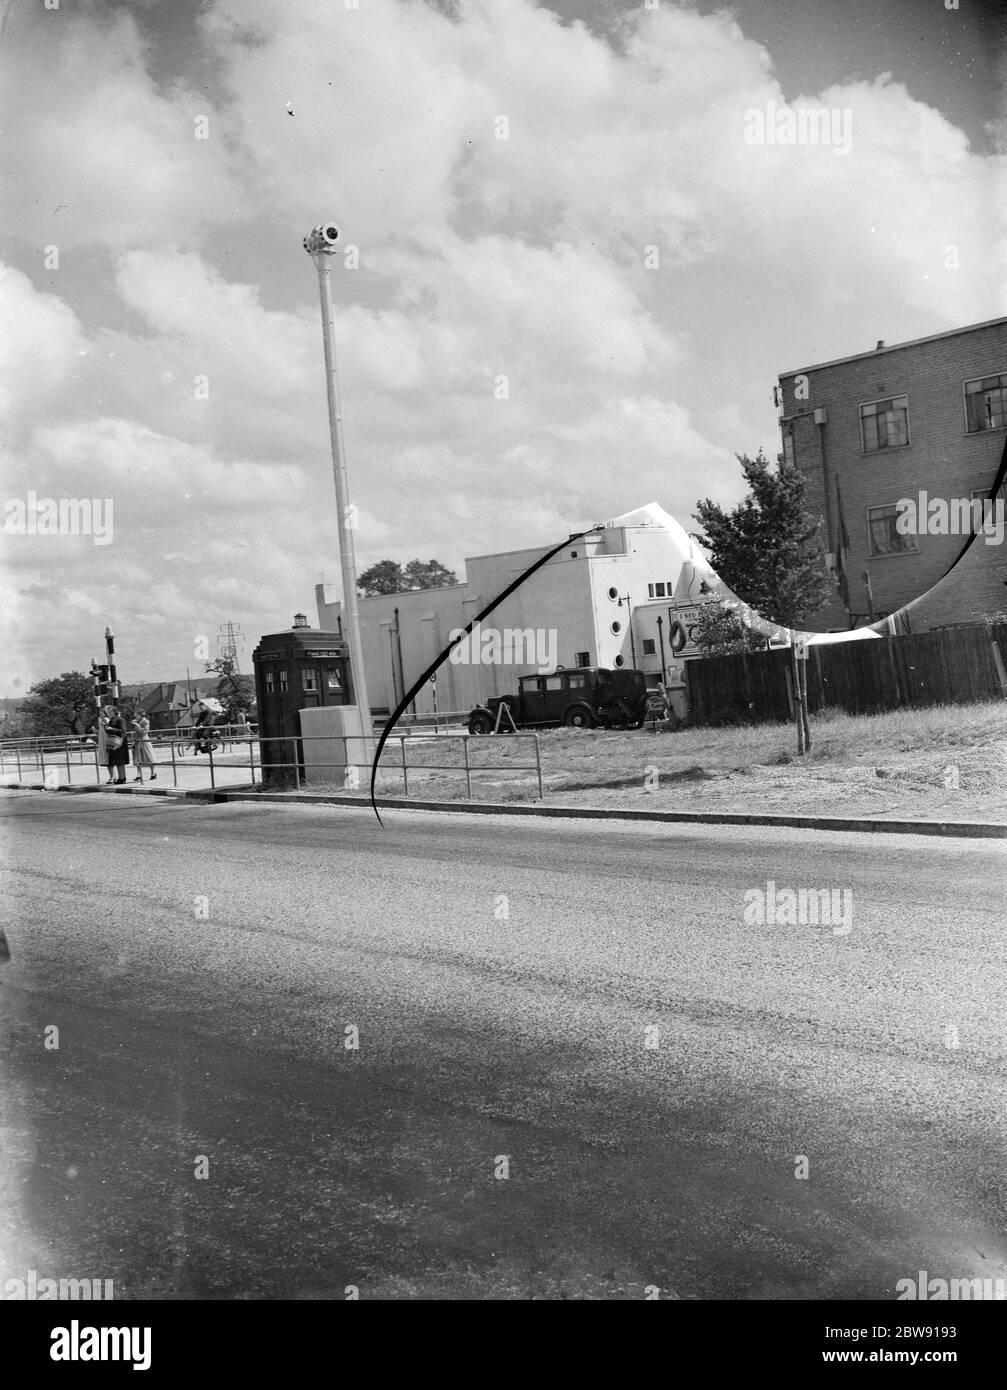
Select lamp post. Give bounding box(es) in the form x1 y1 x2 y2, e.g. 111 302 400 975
617 593 637 666
304 222 373 759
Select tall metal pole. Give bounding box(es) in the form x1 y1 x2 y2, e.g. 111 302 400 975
621 594 636 667
105 627 119 700
304 223 373 759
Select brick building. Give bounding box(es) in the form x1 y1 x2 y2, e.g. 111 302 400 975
777 317 1007 630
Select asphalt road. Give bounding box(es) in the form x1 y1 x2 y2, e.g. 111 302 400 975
1 792 1004 1300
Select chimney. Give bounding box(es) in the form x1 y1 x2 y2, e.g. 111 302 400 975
875 339 885 350
293 613 309 628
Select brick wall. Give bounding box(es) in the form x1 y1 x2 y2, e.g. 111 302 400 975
779 318 1007 629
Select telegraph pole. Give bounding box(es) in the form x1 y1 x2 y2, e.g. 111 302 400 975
304 221 373 758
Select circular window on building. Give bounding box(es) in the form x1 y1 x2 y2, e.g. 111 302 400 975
611 620 622 635
607 586 619 601
614 655 625 667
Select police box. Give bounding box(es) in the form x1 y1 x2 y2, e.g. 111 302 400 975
252 614 353 787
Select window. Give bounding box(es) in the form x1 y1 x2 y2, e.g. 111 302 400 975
520 676 543 692
610 620 622 634
279 670 288 692
265 671 274 694
965 374 1007 433
970 485 1006 533
607 586 619 601
867 504 918 557
614 655 624 667
647 582 666 599
545 676 563 691
574 651 590 667
325 666 342 691
860 395 909 451
642 638 656 656
781 424 796 469
568 673 586 689
302 668 317 691
970 484 1006 504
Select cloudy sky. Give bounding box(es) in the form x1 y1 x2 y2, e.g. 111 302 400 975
1 0 1004 694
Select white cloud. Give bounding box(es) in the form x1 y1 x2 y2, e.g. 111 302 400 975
0 4 240 252
0 0 1003 689
0 266 88 429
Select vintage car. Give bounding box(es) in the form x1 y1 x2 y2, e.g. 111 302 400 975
467 667 648 734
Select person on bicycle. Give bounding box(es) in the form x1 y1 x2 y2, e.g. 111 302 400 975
192 701 214 755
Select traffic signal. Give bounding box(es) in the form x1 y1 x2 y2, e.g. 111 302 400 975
92 663 113 700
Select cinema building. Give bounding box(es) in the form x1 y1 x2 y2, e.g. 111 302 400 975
315 504 711 718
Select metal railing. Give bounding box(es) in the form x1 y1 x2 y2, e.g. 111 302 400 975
0 729 544 802
383 710 469 734
255 732 543 800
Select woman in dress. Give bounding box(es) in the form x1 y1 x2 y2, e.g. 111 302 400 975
96 710 111 783
103 704 130 785
130 711 157 783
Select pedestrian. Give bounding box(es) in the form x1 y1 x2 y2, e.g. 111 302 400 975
130 711 157 782
95 711 110 782
102 704 130 785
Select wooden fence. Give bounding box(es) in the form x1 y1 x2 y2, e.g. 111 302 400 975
685 624 1007 725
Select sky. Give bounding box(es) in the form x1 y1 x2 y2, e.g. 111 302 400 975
1 0 1005 693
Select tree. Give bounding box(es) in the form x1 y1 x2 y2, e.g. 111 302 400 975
0 709 33 738
204 654 255 723
402 558 458 590
692 451 833 629
357 558 459 597
18 671 97 735
357 560 405 596
691 605 769 658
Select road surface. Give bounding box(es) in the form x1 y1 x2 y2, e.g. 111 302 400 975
1 793 1004 1299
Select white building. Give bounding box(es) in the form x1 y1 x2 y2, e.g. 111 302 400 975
315 503 709 716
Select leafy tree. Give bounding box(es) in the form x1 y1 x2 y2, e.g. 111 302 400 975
0 709 33 738
358 558 459 596
691 606 768 658
357 560 405 596
18 671 97 735
204 654 255 723
402 558 458 590
692 451 833 629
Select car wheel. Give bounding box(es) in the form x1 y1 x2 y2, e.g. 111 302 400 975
563 704 596 728
468 711 494 735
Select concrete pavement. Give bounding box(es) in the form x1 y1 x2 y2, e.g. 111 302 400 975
1 793 1004 1299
